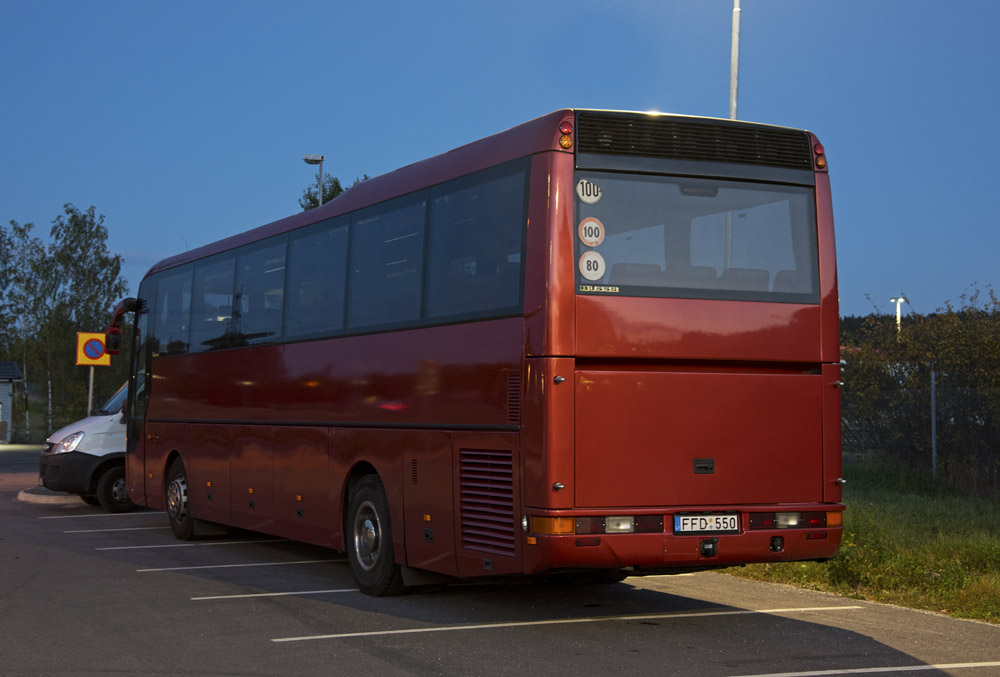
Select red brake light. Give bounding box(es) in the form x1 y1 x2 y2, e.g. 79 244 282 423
560 121 573 134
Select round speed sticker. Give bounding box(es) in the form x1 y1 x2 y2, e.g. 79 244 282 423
578 251 606 281
576 179 602 204
578 217 605 247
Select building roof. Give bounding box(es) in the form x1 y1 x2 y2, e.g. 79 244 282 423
0 362 23 381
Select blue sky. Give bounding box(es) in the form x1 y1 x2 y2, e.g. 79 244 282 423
2 0 998 318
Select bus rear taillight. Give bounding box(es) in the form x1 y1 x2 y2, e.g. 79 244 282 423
748 511 841 529
531 515 663 535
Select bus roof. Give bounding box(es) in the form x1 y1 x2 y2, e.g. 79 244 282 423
144 109 813 279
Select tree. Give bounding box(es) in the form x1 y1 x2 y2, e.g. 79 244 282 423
299 174 371 211
299 174 344 211
1 219 48 438
0 205 129 440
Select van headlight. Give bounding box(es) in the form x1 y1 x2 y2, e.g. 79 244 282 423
55 432 85 454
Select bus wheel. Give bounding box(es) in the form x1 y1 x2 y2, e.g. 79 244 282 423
346 475 405 596
96 465 135 513
165 459 194 540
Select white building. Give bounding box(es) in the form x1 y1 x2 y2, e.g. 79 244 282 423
0 362 23 443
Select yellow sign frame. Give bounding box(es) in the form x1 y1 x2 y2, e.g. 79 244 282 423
76 332 111 366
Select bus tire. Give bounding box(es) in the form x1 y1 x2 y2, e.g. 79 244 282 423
165 458 194 540
96 465 135 513
346 474 405 596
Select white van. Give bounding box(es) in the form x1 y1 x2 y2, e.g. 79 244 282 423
38 383 133 512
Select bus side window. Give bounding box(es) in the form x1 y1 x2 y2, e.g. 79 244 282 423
347 196 426 330
425 163 526 320
285 218 349 339
152 265 192 355
190 254 236 352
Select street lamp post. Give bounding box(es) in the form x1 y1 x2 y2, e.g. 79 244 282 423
730 0 741 120
303 154 325 206
890 294 907 335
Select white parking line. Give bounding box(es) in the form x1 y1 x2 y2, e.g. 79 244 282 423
271 605 863 643
97 539 285 551
39 511 166 519
66 526 171 533
192 588 357 600
729 661 1000 676
138 559 342 573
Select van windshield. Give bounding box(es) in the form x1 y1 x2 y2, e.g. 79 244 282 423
97 383 128 415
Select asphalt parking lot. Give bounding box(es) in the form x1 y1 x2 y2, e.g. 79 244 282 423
2 444 999 676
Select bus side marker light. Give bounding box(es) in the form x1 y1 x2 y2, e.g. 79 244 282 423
558 121 573 149
248 488 254 495
296 495 303 502
814 142 827 169
423 513 431 522
527 536 537 545
826 511 843 527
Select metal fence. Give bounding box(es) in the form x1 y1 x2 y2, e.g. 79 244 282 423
842 381 1000 498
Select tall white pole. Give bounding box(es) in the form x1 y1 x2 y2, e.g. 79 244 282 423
317 158 324 206
730 0 742 120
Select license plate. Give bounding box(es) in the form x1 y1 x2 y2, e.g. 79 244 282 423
673 513 740 534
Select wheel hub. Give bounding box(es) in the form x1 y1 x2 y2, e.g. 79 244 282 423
166 475 188 521
353 501 381 572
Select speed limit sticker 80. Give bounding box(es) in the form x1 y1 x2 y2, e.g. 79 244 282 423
578 251 606 281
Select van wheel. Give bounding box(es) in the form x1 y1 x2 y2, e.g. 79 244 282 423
346 475 405 596
165 459 194 540
96 465 135 513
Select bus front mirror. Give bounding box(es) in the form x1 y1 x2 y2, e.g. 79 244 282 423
105 325 122 355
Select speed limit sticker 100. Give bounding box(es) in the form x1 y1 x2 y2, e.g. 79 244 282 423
578 217 605 247
576 179 602 204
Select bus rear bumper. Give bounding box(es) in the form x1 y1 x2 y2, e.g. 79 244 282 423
521 528 843 575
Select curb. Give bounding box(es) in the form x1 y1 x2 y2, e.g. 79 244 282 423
16 485 84 505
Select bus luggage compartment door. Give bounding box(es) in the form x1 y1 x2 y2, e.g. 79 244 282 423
574 369 824 507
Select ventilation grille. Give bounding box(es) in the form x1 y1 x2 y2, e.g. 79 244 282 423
459 449 515 556
577 111 813 170
508 372 521 425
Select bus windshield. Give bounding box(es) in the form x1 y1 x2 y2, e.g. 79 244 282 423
575 172 819 304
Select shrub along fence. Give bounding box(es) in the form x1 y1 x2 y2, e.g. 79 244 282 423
842 379 1000 498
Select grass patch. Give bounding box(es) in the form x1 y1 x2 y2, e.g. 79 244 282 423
727 459 1000 623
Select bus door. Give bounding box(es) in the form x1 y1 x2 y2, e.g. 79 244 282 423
125 284 152 506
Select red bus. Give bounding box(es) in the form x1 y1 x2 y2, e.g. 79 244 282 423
107 109 843 595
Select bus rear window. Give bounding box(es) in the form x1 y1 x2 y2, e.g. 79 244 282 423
574 172 819 303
